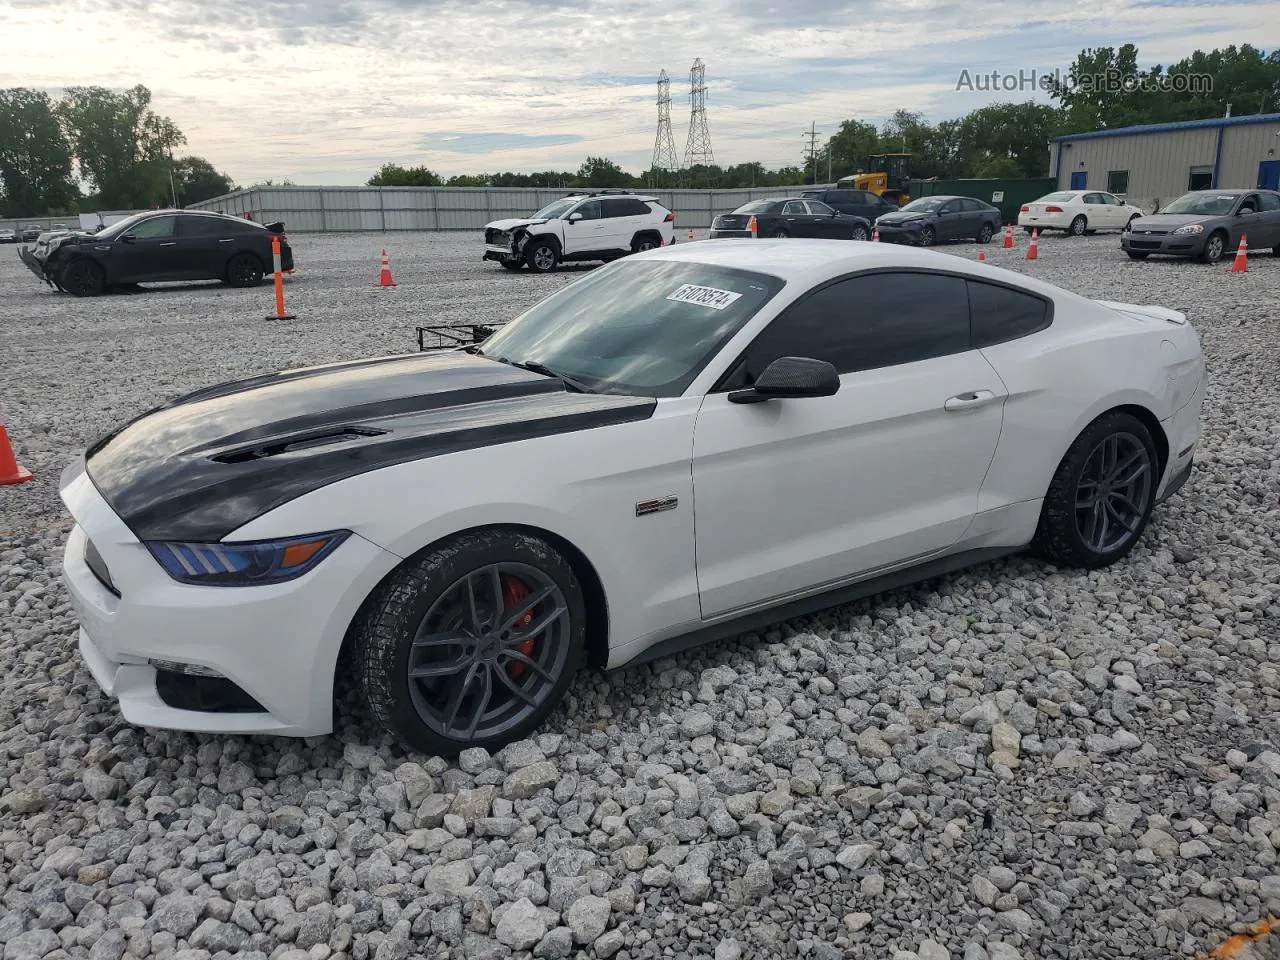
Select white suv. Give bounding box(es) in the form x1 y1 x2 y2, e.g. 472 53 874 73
483 192 676 273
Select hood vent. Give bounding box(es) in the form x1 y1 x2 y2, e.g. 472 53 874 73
212 426 386 464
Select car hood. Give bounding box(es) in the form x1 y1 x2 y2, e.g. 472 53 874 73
80 351 655 541
876 210 932 224
486 218 550 232
1129 213 1213 230
25 230 91 263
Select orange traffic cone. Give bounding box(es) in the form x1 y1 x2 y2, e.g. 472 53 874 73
1026 228 1039 260
871 225 880 242
0 424 32 485
1228 234 1248 272
1003 224 1014 248
377 249 397 287
977 250 986 262
748 215 758 239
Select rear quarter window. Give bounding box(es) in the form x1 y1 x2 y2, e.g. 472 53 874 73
968 279 1052 347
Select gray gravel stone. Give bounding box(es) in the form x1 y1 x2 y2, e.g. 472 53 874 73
495 898 545 950
566 894 611 944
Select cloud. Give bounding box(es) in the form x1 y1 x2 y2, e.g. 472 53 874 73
2 0 1277 184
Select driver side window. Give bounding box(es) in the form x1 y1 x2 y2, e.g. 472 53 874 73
1237 195 1258 213
126 216 176 239
805 201 834 216
573 201 601 220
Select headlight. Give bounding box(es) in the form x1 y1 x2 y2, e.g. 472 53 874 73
146 531 350 586
1172 224 1204 235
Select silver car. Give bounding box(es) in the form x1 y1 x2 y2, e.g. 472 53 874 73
1121 188 1280 263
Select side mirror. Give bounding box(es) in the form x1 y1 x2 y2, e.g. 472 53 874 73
120 234 136 243
728 356 840 404
568 212 583 223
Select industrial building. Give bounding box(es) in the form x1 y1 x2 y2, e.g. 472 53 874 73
1049 112 1280 212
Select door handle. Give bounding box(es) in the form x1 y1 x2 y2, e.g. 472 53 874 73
219 238 234 242
159 241 177 247
944 390 996 412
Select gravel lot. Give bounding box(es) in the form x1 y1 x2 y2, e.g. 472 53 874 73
1 231 1279 960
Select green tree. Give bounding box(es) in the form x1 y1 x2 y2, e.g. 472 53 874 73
59 84 185 208
367 163 442 186
0 88 78 217
445 174 490 186
953 102 1064 178
576 156 635 188
818 119 881 181
173 156 234 204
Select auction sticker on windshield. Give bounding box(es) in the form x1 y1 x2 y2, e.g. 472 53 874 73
666 284 743 310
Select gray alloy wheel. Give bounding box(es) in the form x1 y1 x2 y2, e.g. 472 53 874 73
354 528 586 754
1069 215 1087 236
917 226 936 247
771 228 790 239
977 223 994 243
1031 411 1158 569
59 260 106 297
526 241 558 273
1201 231 1227 263
632 236 660 253
226 253 264 287
851 224 869 241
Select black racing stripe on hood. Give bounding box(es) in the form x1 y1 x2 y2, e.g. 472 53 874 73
85 352 656 542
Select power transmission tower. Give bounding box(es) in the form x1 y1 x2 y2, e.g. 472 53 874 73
651 70 679 175
683 58 714 169
803 123 820 183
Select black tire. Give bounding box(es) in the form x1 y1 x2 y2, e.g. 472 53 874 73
226 253 264 287
1069 215 1087 237
1200 231 1228 264
525 240 558 273
1031 411 1159 570
353 528 587 755
1125 251 1150 260
976 223 994 244
850 224 869 242
917 226 936 247
500 261 523 271
59 260 106 297
631 234 661 253
770 228 790 239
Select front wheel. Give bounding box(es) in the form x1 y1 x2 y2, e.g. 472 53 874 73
226 253 264 287
1031 411 1159 569
1200 231 1227 264
976 224 994 244
525 240 558 273
59 260 106 297
850 224 869 242
353 529 587 755
917 226 936 247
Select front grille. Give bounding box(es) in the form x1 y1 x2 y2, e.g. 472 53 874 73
155 670 266 713
84 538 119 596
485 228 510 245
1128 240 1162 250
1133 229 1169 236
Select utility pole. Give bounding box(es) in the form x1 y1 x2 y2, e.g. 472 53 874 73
804 123 820 184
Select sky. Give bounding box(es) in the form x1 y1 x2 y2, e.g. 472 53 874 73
6 0 1280 186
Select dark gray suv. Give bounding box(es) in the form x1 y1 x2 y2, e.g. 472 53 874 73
801 189 898 222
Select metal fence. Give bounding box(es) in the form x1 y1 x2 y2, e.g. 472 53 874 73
186 185 835 232
1 211 145 236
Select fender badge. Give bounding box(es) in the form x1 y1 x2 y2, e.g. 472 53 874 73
636 496 678 517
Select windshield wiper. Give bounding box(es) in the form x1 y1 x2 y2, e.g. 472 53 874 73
508 360 595 394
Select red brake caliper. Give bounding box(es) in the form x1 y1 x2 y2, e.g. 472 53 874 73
501 575 536 679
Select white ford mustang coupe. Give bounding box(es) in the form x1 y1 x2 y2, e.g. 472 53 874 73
59 240 1205 755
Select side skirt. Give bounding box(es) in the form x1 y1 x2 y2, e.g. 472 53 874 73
615 546 1019 670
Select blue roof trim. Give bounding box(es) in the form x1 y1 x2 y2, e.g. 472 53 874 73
1053 112 1280 142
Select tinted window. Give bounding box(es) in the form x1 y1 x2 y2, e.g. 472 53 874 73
960 199 985 212
738 272 971 379
603 197 650 217
127 216 176 239
1238 194 1259 213
179 216 237 237
734 200 778 214
938 201 959 214
806 200 835 216
967 280 1051 347
1258 192 1280 212
782 201 808 215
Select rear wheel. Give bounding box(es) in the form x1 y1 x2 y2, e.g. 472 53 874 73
525 240 558 273
917 226 936 247
59 260 106 297
1069 215 1087 236
770 228 790 239
1031 411 1159 569
1200 231 1228 263
850 224 869 242
226 253 264 287
631 234 661 253
354 529 586 755
977 223 994 243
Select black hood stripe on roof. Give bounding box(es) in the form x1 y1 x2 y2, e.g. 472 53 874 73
85 351 656 542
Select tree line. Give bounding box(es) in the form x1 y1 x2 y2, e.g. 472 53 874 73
370 43 1279 190
0 84 235 218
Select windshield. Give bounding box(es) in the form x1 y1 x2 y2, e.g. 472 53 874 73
899 198 946 214
95 213 153 239
1160 192 1239 215
1037 192 1078 203
733 200 777 214
478 260 785 397
531 198 579 220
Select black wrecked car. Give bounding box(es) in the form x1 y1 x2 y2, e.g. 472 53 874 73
19 210 293 296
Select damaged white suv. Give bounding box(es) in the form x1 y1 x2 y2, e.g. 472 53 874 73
483 191 676 273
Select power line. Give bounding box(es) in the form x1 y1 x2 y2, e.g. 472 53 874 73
803 122 820 182
683 58 714 168
651 70 679 173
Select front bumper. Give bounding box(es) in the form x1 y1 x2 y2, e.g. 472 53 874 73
1121 231 1203 256
874 223 925 243
18 246 52 283
59 464 402 737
